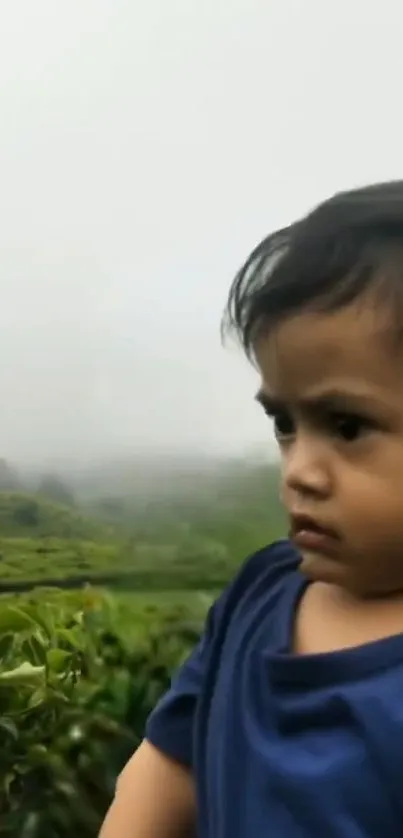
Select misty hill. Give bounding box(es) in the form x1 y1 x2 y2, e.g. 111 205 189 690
64 454 231 500
0 493 107 540
0 456 285 549
0 460 286 590
69 453 280 501
83 458 286 564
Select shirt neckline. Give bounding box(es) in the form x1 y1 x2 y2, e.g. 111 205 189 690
265 570 403 687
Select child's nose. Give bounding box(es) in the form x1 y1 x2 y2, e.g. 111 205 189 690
281 437 332 501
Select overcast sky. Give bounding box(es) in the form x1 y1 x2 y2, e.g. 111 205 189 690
0 0 402 467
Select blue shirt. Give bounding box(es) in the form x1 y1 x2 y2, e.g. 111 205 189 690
145 540 403 836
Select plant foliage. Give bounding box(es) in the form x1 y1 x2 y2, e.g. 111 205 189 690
0 588 203 837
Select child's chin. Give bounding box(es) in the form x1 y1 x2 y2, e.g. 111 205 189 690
298 550 344 585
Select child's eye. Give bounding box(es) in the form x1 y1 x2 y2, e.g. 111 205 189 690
272 411 295 440
330 412 373 442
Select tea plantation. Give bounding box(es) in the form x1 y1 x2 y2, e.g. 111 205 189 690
0 461 284 836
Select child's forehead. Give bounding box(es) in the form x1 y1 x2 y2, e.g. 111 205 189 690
254 303 403 400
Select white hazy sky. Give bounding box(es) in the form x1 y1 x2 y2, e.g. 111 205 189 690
0 0 403 466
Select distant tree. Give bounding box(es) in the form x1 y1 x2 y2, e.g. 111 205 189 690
0 458 21 492
13 499 39 528
37 474 76 507
95 497 126 520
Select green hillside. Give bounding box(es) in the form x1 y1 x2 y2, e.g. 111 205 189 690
0 492 109 539
0 463 286 591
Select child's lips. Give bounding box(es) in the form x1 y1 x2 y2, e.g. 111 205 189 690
292 528 338 553
289 514 339 553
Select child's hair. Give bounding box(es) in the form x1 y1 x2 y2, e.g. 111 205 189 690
223 181 403 356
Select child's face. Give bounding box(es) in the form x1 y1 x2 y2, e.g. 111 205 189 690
255 298 403 597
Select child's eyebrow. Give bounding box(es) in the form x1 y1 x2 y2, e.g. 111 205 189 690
255 390 282 413
255 387 384 413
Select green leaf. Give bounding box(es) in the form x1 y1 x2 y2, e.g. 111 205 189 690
0 632 15 661
21 811 40 838
22 634 47 666
47 687 70 704
23 603 54 639
27 743 49 764
27 687 47 709
0 716 19 739
56 627 83 650
46 647 72 672
2 771 15 797
0 661 46 686
0 605 40 634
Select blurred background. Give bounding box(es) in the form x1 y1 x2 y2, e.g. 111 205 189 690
1 1 403 834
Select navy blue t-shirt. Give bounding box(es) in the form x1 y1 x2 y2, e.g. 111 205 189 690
145 540 403 836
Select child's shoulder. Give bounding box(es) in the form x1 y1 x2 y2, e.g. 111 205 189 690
234 538 300 586
212 539 301 636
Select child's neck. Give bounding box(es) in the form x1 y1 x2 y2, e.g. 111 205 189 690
293 582 403 656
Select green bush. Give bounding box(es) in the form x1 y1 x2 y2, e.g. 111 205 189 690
0 589 203 837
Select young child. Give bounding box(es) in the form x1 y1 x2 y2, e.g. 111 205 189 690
100 181 403 837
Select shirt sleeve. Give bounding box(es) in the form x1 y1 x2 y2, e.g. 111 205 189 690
144 597 219 769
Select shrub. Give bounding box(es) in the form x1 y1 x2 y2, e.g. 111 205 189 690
0 589 202 837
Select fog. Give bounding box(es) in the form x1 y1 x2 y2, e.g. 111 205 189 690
0 0 403 469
